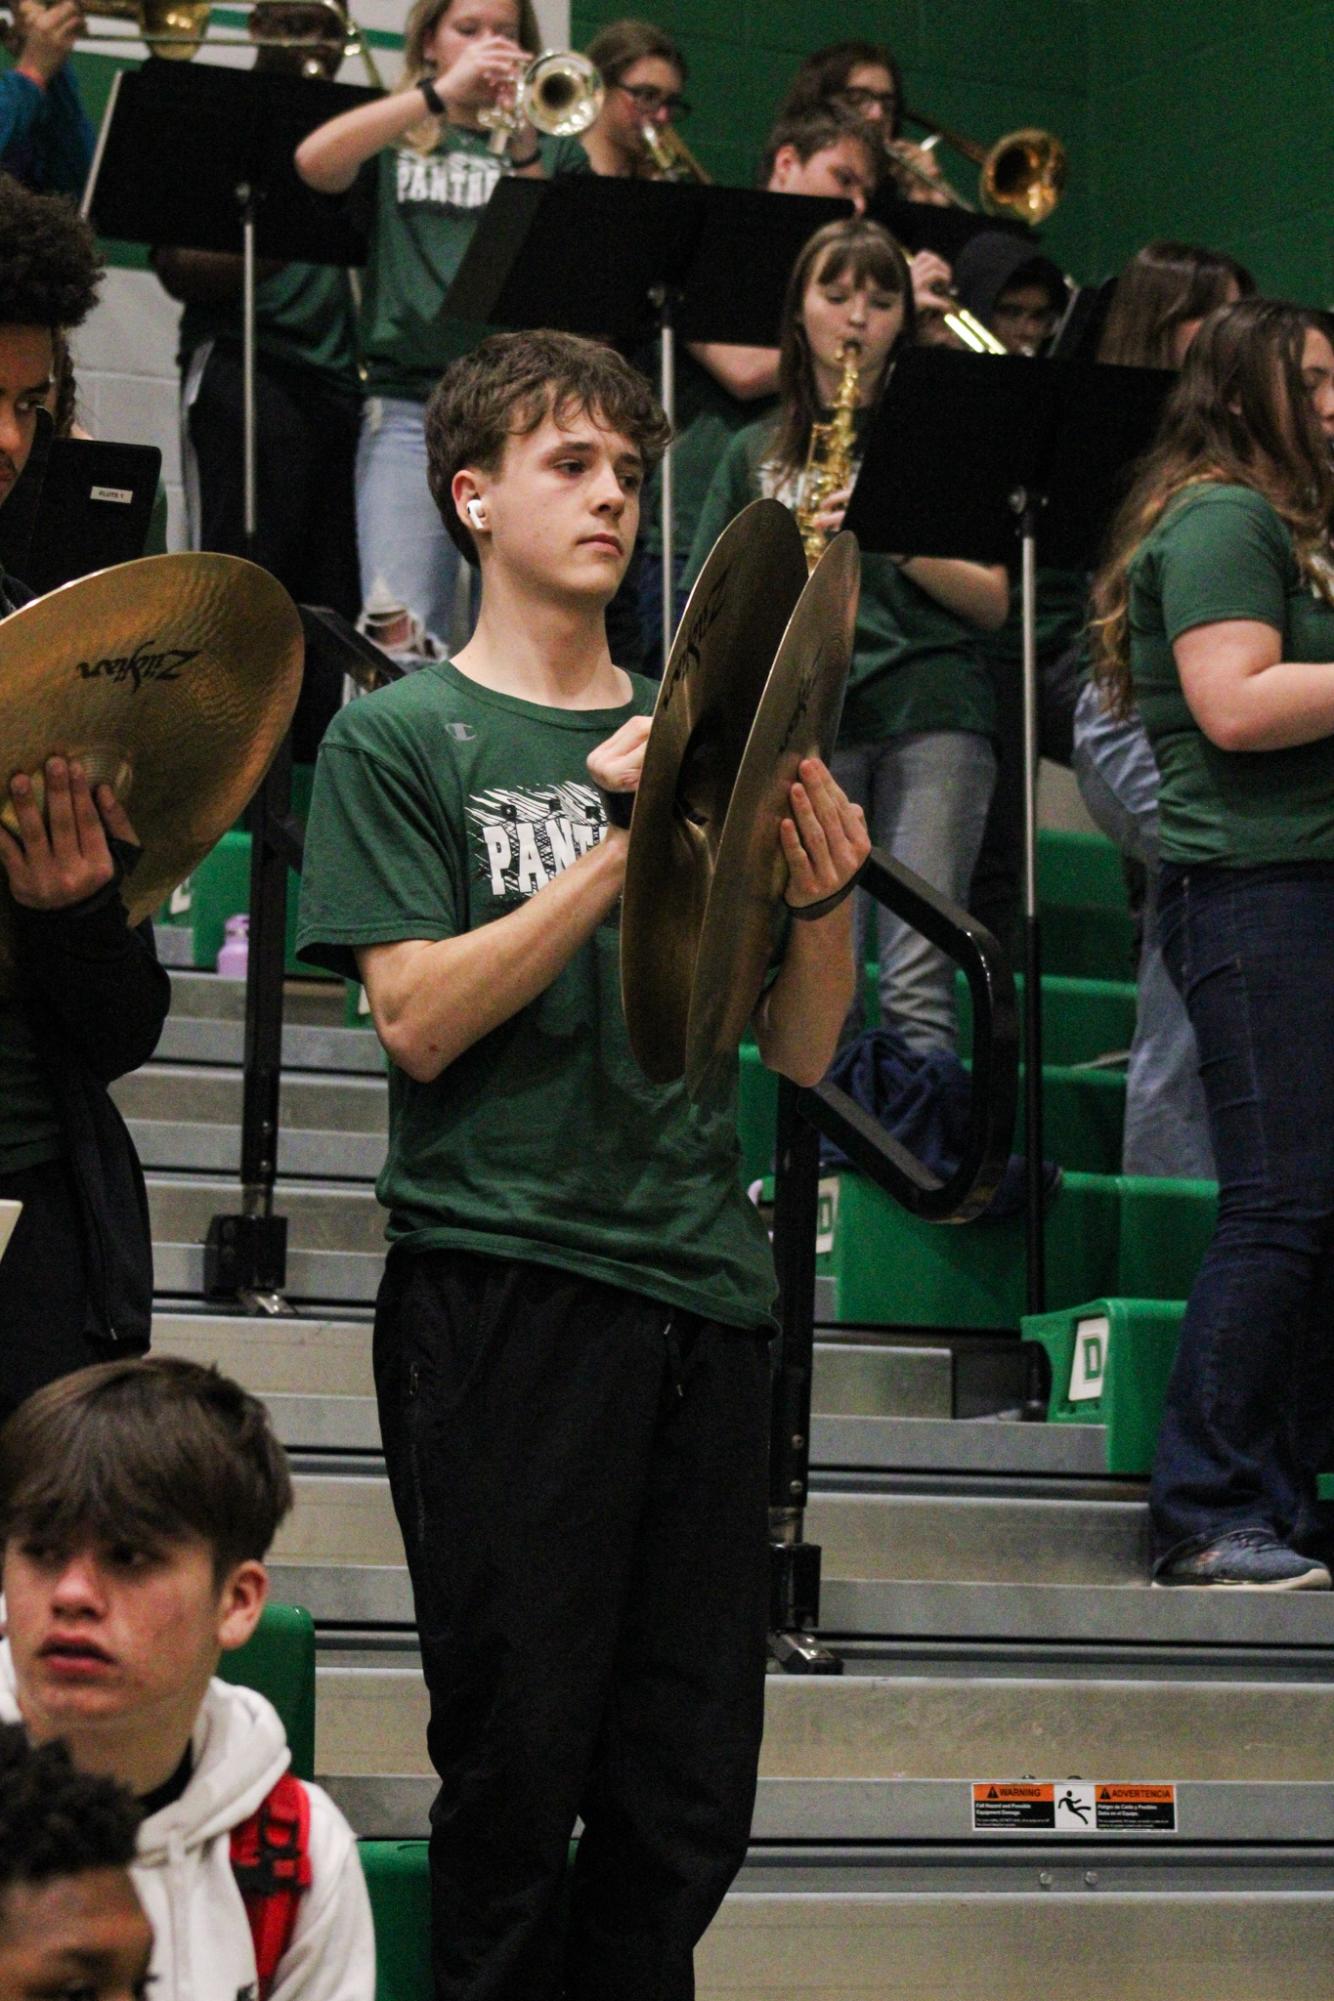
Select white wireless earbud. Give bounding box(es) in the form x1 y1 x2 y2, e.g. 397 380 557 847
466 499 487 529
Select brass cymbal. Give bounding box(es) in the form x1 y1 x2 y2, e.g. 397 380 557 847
621 499 808 1084
0 552 303 993
686 531 860 1104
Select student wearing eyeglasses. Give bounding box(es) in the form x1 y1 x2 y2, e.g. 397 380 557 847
580 19 690 179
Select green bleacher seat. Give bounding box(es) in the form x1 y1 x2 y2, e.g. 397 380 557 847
1014 1064 1125 1176
217 1601 315 1779
361 1842 430 2001
360 1839 578 2001
188 830 305 974
739 1051 1125 1186
1035 829 1136 983
957 971 1136 1069
1117 1175 1217 1298
824 1169 1122 1328
1024 1297 1186 1474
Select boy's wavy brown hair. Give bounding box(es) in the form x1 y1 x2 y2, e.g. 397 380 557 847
425 328 671 562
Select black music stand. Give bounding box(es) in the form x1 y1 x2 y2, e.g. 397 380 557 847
445 176 848 666
869 192 1031 260
85 60 375 1310
843 345 1172 1310
83 59 375 558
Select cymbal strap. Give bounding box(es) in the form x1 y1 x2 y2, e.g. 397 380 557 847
785 855 868 922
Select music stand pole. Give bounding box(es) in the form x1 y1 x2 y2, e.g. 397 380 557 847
652 282 679 669
240 184 259 560
1013 488 1046 1313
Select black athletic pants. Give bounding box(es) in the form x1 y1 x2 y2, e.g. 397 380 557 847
186 341 360 763
373 1247 772 2001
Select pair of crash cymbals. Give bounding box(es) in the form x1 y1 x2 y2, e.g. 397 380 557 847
621 499 860 1105
0 552 303 993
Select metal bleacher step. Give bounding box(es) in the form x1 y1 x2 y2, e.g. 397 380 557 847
699 1855 1334 2001
153 1311 1109 1471
155 969 384 1074
268 1472 1334 1650
115 1065 386 1179
147 1176 384 1304
315 1655 1334 1844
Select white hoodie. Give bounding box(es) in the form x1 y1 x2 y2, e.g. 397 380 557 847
0 1645 376 2001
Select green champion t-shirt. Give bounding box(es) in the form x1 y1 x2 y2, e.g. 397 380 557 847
683 413 995 745
359 129 589 404
0 999 62 1175
295 660 778 1329
1130 483 1334 866
180 264 360 389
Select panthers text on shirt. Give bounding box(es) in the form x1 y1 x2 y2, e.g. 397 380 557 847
395 145 504 216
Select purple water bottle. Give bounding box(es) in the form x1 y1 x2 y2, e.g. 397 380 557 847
216 913 249 979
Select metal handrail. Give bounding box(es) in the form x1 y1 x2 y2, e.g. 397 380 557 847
767 843 1020 1672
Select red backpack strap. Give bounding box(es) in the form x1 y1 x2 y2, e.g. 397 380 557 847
229 1773 313 2001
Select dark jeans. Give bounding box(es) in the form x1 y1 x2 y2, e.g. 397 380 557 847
0 1155 119 1423
186 342 360 762
1150 861 1334 1566
373 1248 772 2001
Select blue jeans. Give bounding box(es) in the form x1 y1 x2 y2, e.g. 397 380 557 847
1072 681 1214 1180
1150 861 1334 1566
833 729 996 1054
356 395 469 652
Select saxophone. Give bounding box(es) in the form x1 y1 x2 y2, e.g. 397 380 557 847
795 340 861 572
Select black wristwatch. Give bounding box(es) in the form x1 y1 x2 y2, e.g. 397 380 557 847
419 76 445 117
508 143 541 169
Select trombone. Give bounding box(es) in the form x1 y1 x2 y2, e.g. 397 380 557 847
890 112 1067 226
639 118 710 183
0 0 386 81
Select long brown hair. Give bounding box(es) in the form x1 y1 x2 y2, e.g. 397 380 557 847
1097 240 1255 370
1090 298 1334 717
585 17 686 87
401 0 539 81
770 218 913 484
777 39 904 140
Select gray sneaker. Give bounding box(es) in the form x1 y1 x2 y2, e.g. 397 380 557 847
1153 1528 1333 1590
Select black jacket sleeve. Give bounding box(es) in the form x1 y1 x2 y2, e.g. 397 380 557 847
12 883 171 1084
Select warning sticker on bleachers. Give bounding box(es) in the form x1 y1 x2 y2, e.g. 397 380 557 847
972 1782 1176 1833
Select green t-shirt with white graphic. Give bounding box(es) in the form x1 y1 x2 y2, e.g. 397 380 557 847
360 128 590 403
1130 483 1334 866
295 659 777 1329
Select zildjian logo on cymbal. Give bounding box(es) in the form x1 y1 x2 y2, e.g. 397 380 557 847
777 653 822 755
74 642 203 692
663 565 729 709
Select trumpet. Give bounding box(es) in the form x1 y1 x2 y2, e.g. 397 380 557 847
891 113 1067 226
639 118 710 183
477 48 605 156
